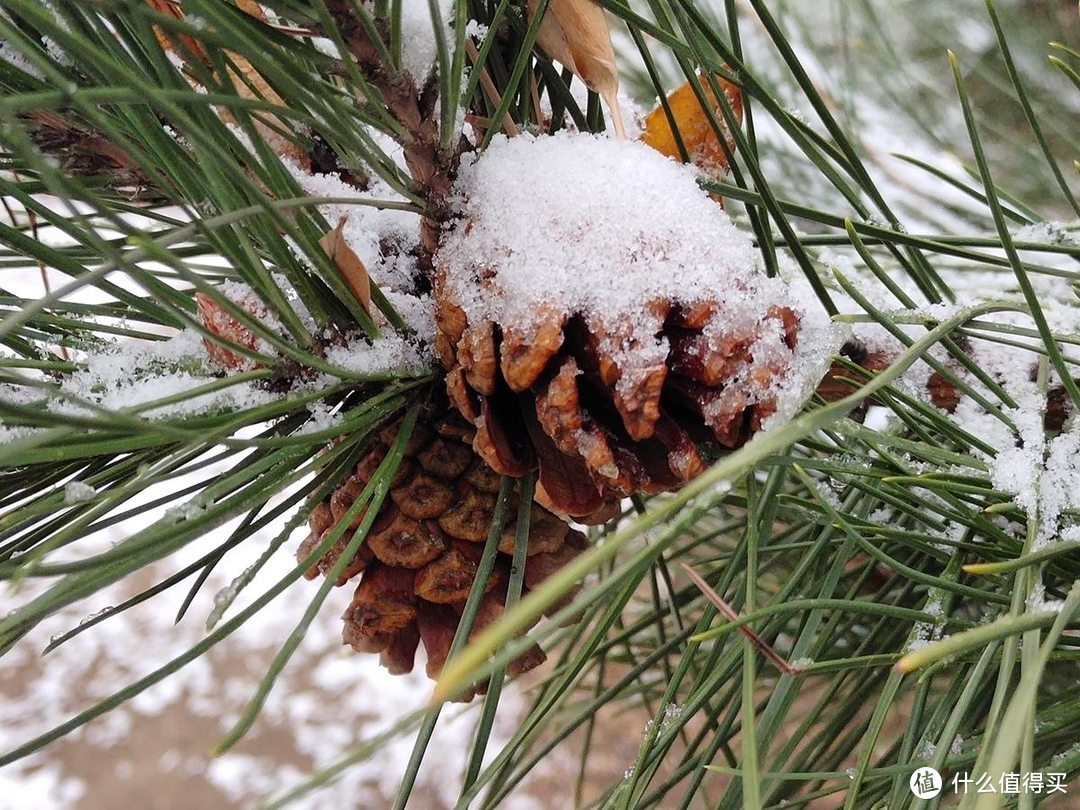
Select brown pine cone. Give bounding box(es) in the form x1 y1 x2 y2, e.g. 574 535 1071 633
432 134 804 518
434 287 799 519
298 407 590 698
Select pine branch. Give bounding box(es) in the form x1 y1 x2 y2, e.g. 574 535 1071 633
0 2 1079 809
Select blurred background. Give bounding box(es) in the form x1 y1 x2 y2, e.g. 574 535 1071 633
1 1 1077 808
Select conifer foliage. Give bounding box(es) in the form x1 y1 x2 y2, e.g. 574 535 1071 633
0 1 1079 808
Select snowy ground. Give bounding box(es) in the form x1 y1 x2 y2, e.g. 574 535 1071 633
0 466 591 810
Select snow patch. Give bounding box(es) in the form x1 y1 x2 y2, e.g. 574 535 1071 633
400 0 453 85
63 480 97 505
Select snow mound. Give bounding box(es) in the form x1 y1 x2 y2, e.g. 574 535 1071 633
437 131 841 428
438 131 769 326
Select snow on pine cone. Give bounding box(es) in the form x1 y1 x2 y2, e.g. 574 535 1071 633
297 408 590 699
434 132 813 519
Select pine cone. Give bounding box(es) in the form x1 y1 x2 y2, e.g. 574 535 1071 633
433 134 803 518
435 286 799 520
298 408 590 698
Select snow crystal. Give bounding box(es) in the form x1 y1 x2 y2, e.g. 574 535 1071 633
280 149 437 343
0 423 38 444
465 19 489 42
164 499 207 522
644 702 685 736
77 606 114 627
217 279 286 351
164 48 185 72
868 507 893 525
922 595 945 618
1013 220 1078 245
63 481 97 505
906 615 942 653
382 289 437 346
56 329 275 419
0 40 45 80
988 394 1080 549
41 36 72 67
1033 426 1080 547
1049 743 1080 768
283 163 417 286
918 302 965 323
761 273 846 431
295 400 343 436
816 483 842 510
818 239 1080 557
439 132 767 325
309 37 341 59
862 405 893 432
1027 583 1066 615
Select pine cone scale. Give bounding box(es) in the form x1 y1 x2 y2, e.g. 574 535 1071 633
476 391 533 476
390 470 456 520
379 625 420 675
501 313 567 392
520 399 610 518
459 322 499 396
342 563 419 638
367 509 446 568
436 486 497 541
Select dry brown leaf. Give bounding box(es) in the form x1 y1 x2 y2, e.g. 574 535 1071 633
145 0 306 164
145 0 208 61
225 53 306 162
195 291 263 370
146 0 267 57
641 72 744 176
527 0 626 139
319 216 372 315
235 0 268 21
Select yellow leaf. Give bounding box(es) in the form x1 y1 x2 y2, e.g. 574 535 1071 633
320 216 372 316
641 73 743 176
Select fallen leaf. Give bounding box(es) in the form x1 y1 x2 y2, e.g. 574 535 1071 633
320 216 372 316
195 292 263 370
145 0 208 61
641 72 744 176
145 0 305 164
